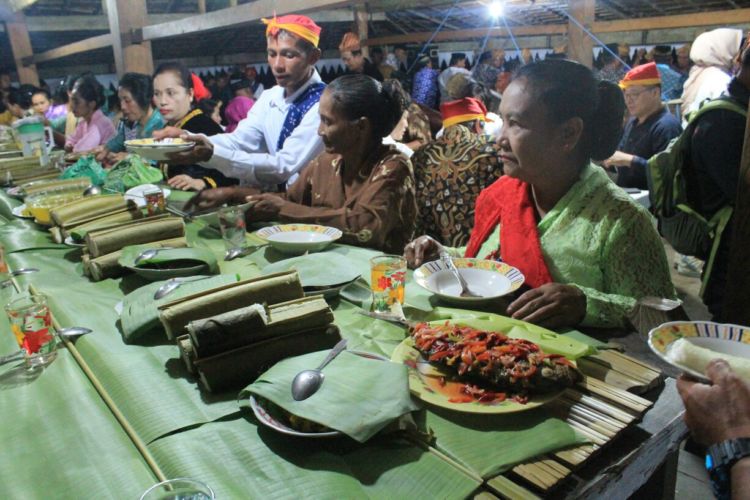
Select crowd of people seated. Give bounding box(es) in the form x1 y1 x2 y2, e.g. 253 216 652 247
0 19 747 331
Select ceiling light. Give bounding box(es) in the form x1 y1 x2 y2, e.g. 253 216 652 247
488 1 504 18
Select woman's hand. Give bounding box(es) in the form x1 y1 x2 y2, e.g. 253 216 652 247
506 283 586 329
167 175 206 191
93 146 108 163
246 194 284 222
404 235 443 269
152 126 183 140
184 187 259 212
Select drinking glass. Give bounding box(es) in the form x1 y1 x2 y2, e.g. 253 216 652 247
218 205 247 251
5 294 57 367
139 478 215 500
370 255 407 313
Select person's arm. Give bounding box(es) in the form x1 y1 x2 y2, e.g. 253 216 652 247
205 100 324 188
577 209 676 328
105 122 125 153
276 157 415 250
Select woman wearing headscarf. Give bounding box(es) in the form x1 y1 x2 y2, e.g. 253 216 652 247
681 28 743 120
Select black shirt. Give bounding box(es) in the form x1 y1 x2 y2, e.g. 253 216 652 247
167 111 238 188
688 77 748 318
616 106 682 189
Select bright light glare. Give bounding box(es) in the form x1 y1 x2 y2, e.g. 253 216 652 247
488 1 504 17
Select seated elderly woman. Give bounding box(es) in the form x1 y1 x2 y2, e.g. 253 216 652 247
405 59 676 330
64 75 116 153
187 74 418 254
94 72 164 166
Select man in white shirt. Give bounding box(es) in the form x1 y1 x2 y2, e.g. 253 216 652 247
157 14 325 196
438 53 471 104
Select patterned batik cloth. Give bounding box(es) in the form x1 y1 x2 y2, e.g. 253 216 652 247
412 124 503 247
277 145 418 254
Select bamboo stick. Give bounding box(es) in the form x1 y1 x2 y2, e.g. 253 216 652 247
562 390 636 424
27 283 166 484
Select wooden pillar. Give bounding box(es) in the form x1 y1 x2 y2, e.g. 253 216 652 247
721 98 750 324
567 0 595 68
198 0 206 14
355 5 369 58
229 0 238 6
7 11 40 86
105 0 153 77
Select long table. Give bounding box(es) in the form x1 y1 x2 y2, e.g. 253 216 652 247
0 191 688 499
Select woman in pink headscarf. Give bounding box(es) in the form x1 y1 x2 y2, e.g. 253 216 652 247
224 97 253 132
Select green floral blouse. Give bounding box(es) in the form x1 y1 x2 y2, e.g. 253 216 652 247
456 164 676 329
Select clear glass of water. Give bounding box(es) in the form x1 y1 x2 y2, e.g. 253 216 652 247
218 205 247 251
139 478 215 500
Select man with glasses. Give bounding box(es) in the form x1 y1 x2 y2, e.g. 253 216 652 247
603 62 681 189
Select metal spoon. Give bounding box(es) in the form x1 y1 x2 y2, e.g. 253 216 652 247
224 247 247 261
291 338 348 401
153 276 213 300
134 247 174 266
82 185 101 197
0 327 92 366
0 268 41 287
57 326 92 337
439 250 480 298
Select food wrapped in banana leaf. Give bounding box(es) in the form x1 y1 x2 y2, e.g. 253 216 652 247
410 322 581 403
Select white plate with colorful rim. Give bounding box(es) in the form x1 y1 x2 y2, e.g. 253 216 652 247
255 224 343 255
11 204 33 218
249 351 387 438
63 236 85 247
414 258 525 304
648 320 750 382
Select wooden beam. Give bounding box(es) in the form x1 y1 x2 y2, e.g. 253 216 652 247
356 5 369 58
0 11 381 32
104 0 124 76
594 7 750 33
364 24 566 45
141 0 357 41
32 33 113 64
6 0 42 11
107 0 153 76
366 8 750 46
6 11 39 86
568 0 595 68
